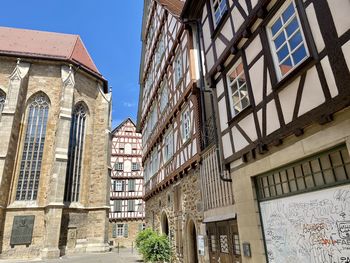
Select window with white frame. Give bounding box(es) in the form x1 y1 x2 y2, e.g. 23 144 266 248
227 60 249 116
174 53 183 86
155 34 165 67
0 90 5 121
182 107 191 142
16 94 50 201
211 0 227 26
267 0 309 80
164 129 173 162
117 224 124 237
159 82 169 113
115 162 124 171
151 148 158 176
115 180 125 192
132 162 140 171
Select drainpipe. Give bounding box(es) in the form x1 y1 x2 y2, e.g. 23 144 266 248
184 19 232 183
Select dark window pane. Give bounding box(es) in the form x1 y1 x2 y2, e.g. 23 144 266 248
277 44 289 62
274 32 286 49
292 44 307 64
289 31 302 50
282 2 295 23
286 18 299 37
271 18 283 36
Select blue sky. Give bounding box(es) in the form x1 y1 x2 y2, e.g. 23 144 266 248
0 1 144 128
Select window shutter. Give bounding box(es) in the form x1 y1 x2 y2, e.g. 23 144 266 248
124 224 129 238
112 224 117 238
114 200 122 212
129 180 135 192
128 200 135 212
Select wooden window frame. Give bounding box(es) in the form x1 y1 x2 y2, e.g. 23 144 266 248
266 0 310 81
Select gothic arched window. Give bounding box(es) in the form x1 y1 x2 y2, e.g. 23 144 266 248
0 90 5 120
64 103 87 202
16 94 50 200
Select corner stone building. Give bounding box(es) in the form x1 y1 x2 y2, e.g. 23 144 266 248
0 27 111 259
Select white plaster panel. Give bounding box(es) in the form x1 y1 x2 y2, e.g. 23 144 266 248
305 3 325 53
232 126 249 152
216 79 225 98
342 41 350 74
125 160 131 172
238 114 258 142
266 100 280 135
298 67 325 117
249 57 264 105
221 19 234 43
238 0 248 15
251 0 258 9
203 20 211 51
202 5 208 23
215 37 226 59
246 36 262 66
278 76 300 124
222 133 233 159
321 57 338 98
206 48 215 71
218 98 228 132
257 109 263 135
328 0 350 37
266 69 272 96
232 7 244 31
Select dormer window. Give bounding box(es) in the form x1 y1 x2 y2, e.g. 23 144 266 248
211 0 227 26
267 0 309 80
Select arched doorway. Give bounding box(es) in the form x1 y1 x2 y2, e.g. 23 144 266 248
161 212 169 236
187 219 198 263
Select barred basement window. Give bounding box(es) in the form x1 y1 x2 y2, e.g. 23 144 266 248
256 145 350 201
0 90 5 120
64 103 87 202
16 94 50 200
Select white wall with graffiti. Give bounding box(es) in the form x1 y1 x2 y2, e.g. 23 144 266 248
260 184 350 263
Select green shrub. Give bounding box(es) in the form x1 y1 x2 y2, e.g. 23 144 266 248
135 228 171 262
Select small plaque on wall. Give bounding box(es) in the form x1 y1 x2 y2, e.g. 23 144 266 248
10 215 35 246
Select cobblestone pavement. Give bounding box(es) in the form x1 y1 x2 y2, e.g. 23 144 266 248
0 249 143 263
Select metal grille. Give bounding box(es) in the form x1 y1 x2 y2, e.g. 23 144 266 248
64 103 87 202
256 146 350 201
16 94 49 200
0 90 5 120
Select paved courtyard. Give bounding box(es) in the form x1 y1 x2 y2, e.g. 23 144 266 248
0 249 143 263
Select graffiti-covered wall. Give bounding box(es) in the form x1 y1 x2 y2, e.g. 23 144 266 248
260 184 350 263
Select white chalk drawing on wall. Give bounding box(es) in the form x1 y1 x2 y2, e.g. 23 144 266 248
260 184 350 263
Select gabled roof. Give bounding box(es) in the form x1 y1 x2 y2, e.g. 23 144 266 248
112 118 136 134
156 0 185 17
0 26 100 75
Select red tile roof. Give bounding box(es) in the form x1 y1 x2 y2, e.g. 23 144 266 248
156 0 185 17
0 26 100 74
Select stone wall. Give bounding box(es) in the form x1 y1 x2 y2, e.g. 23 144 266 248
108 220 144 248
145 169 205 263
0 56 110 259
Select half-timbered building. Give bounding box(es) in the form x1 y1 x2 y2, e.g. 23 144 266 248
109 118 145 247
137 0 207 262
0 27 111 259
182 0 350 262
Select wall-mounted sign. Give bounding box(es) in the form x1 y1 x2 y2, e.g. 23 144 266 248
197 235 205 256
10 215 35 246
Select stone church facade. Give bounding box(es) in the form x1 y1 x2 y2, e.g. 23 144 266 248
0 27 111 259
